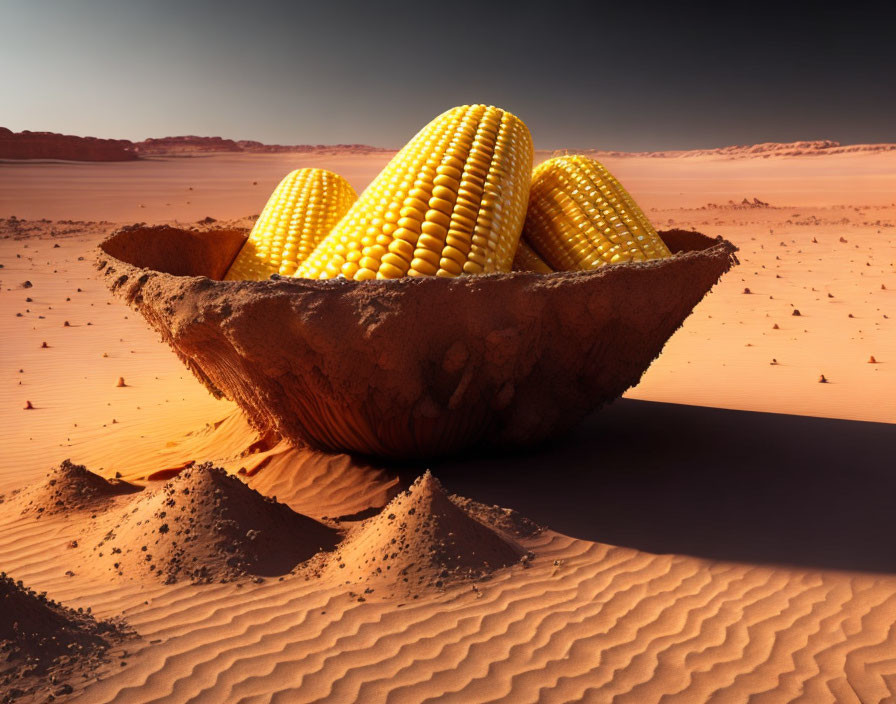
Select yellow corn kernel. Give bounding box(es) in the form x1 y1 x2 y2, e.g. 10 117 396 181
295 104 533 280
225 169 357 280
522 155 671 271
512 240 554 273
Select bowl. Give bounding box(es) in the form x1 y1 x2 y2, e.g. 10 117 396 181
97 225 737 458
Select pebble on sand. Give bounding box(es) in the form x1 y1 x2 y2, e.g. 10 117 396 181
868 356 877 364
818 374 828 383
117 377 127 388
792 310 801 316
24 401 34 410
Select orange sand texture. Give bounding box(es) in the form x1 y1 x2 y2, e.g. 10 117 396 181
1 144 895 702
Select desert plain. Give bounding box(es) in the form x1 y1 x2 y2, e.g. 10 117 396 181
0 141 895 702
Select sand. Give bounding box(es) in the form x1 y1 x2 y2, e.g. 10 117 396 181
0 145 895 702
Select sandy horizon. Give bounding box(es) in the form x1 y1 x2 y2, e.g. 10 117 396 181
1 146 894 702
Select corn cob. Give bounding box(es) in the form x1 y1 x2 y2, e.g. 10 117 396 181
522 155 670 271
512 240 553 273
295 104 533 281
225 168 357 280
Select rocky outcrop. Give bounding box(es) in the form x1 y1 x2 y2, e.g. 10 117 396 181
134 136 391 155
135 136 243 154
97 225 737 459
555 140 896 161
0 128 389 161
0 127 137 161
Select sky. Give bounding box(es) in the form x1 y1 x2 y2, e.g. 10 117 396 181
2 0 895 151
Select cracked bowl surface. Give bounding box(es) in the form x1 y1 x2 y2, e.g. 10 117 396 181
97 225 737 458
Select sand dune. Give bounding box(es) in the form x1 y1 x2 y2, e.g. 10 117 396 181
0 147 894 701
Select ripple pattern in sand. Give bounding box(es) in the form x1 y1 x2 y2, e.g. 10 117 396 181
0 530 876 703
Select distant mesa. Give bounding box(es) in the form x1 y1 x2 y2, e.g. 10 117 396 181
0 127 137 161
5 126 895 162
327 471 529 597
568 140 896 160
134 135 391 156
93 463 339 584
0 126 390 161
705 197 771 210
12 459 141 517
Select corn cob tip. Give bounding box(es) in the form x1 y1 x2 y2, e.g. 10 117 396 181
523 154 670 272
224 168 357 281
295 104 534 281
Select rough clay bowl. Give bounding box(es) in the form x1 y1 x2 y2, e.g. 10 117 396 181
97 226 738 459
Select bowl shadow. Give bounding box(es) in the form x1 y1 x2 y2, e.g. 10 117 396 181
420 399 896 574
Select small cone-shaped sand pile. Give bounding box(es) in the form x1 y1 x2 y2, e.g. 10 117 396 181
329 471 526 597
94 463 339 583
0 572 128 692
14 459 141 517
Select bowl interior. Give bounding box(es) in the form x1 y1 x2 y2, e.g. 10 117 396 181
98 226 721 280
99 225 247 279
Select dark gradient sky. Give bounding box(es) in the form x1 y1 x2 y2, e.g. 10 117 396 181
3 0 895 150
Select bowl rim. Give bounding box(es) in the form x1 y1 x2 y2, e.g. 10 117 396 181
96 223 739 289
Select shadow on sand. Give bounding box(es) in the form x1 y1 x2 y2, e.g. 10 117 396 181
422 399 896 574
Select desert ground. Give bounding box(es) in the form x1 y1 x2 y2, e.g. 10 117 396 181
0 145 894 702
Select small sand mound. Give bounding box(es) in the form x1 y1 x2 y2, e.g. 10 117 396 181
14 459 142 517
329 471 526 597
0 573 129 699
94 463 339 583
